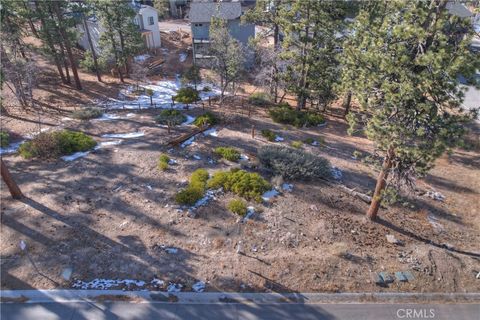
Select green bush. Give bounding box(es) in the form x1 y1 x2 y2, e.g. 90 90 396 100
269 105 325 128
193 112 218 127
175 168 209 205
155 109 187 126
175 186 205 206
214 147 240 162
79 50 106 73
181 66 201 85
0 131 9 148
72 107 103 120
207 169 270 202
174 87 200 105
291 141 303 149
258 145 331 180
19 130 97 159
158 154 170 171
261 129 276 142
248 92 271 106
227 198 247 216
303 137 314 145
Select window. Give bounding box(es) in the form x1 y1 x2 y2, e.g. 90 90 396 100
194 23 203 27
148 16 154 25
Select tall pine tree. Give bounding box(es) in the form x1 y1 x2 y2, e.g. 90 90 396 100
341 0 480 220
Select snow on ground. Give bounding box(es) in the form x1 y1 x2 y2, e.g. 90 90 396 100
281 183 294 192
61 151 90 162
262 189 280 202
0 141 25 155
167 283 183 293
93 113 135 121
101 132 145 139
72 278 146 290
95 140 122 149
275 136 284 142
180 136 195 148
179 52 187 62
103 77 220 110
133 54 151 63
192 281 206 292
203 128 218 137
331 167 343 180
182 115 196 125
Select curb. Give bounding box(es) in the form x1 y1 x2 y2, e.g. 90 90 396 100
1 290 480 304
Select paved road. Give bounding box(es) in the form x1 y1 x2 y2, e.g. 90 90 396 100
2 302 479 320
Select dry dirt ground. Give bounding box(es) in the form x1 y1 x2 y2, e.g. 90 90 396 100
1 35 479 294
1 100 479 293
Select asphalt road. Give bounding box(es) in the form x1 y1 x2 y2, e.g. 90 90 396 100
2 302 479 320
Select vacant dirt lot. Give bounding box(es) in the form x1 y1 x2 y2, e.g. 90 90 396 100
1 99 479 293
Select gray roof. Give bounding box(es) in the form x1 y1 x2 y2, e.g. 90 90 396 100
189 2 242 23
446 2 473 18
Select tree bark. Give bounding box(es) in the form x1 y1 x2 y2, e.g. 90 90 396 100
53 2 82 90
35 0 68 84
82 13 102 82
23 1 38 37
1 159 23 199
367 147 394 220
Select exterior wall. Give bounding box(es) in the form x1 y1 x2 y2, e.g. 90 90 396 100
77 20 103 55
191 19 255 45
139 7 161 48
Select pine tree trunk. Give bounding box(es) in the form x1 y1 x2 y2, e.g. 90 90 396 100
59 43 71 84
82 14 102 82
53 2 82 90
343 91 352 118
367 147 394 220
23 2 38 37
35 1 68 84
1 159 23 199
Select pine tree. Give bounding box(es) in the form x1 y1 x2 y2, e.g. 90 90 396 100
341 0 480 220
278 1 346 110
92 0 144 82
208 17 245 100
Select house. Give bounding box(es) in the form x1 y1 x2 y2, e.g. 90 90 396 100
189 1 255 64
77 3 161 55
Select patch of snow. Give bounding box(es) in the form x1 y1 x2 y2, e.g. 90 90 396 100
203 128 218 137
61 117 73 121
61 151 90 161
134 54 151 63
146 185 153 191
182 115 196 125
311 140 319 146
167 283 183 293
151 278 164 287
427 213 445 231
331 166 343 180
181 136 195 148
164 247 178 254
72 278 146 290
103 79 220 110
208 158 216 164
0 141 25 155
100 140 122 147
242 206 255 223
425 190 446 202
240 154 249 161
192 281 206 292
179 52 187 62
318 122 327 127
274 136 284 142
19 240 27 251
61 267 73 281
193 154 202 160
93 113 121 121
101 132 145 139
281 183 293 192
168 159 177 165
262 189 280 202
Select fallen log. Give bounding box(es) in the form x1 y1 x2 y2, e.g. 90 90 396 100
166 125 211 147
337 184 372 204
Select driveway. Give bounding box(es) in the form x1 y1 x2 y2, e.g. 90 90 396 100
159 19 190 33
